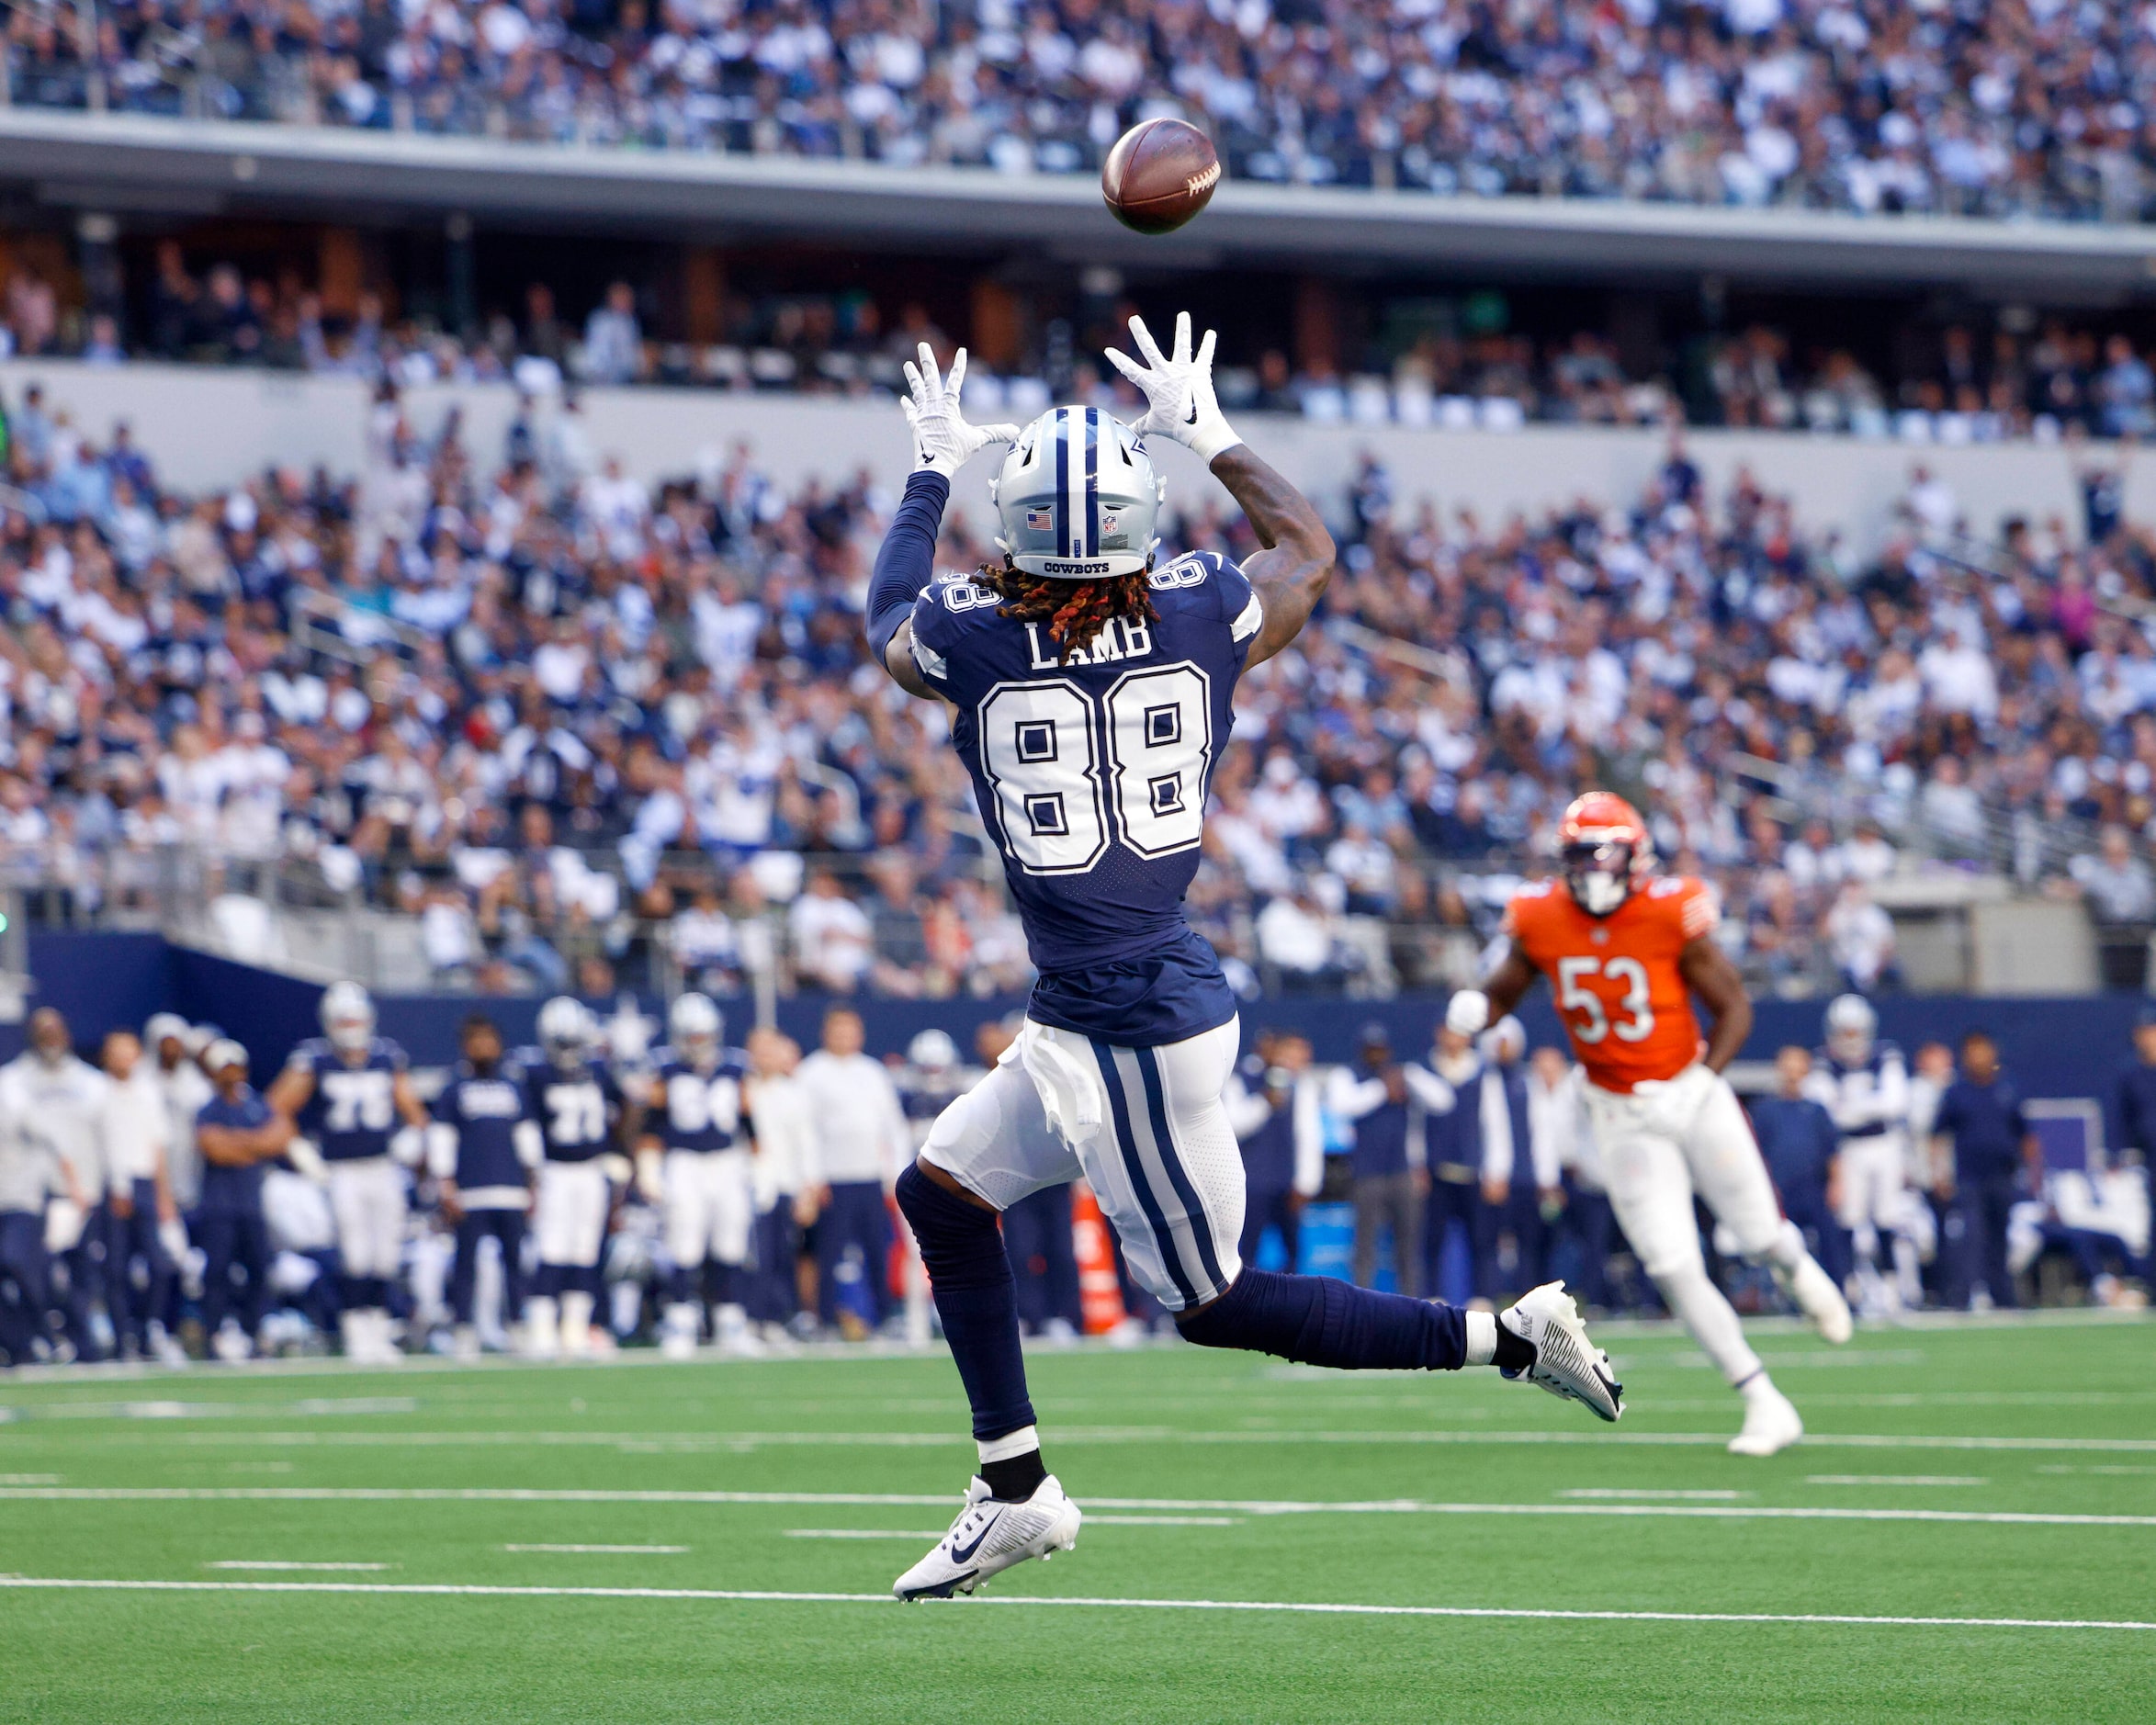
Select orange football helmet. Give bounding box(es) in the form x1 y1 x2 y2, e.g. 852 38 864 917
1557 792 1654 917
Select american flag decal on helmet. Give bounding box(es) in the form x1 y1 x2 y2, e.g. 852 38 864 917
1025 506 1054 531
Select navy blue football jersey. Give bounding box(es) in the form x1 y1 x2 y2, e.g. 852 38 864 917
908 547 1262 1043
648 1047 748 1153
285 1036 408 1162
519 1054 623 1164
434 1064 532 1189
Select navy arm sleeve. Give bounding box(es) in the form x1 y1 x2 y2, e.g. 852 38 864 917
865 471 952 664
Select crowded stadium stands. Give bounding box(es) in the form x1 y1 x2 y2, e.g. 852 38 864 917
6 0 2153 221
0 365 2150 1008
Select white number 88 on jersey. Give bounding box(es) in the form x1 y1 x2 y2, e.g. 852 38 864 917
979 665 1213 874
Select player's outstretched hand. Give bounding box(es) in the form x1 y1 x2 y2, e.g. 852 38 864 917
1103 311 1243 464
902 343 1020 478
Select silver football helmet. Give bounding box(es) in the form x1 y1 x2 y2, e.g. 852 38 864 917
320 980 376 1054
1824 993 1876 1065
537 996 594 1072
670 992 723 1068
991 406 1163 581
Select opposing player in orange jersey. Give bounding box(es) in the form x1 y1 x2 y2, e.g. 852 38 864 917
1449 793 1853 1456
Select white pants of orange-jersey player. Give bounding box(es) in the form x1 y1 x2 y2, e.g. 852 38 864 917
1583 1063 1813 1388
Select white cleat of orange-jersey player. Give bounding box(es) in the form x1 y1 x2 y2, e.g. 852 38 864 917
1451 793 1853 1458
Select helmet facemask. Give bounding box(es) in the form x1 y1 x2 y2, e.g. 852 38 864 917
1563 840 1637 918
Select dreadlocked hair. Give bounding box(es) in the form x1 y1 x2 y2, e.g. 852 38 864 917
978 560 1160 661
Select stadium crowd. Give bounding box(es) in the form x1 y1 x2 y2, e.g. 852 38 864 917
3 369 2156 1003
6 0 2155 220
0 983 2143 1370
13 239 2156 445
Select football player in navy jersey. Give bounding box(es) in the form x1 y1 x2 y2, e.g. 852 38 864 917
638 993 760 1359
267 981 429 1363
429 1014 543 1358
521 996 635 1359
864 316 1623 1602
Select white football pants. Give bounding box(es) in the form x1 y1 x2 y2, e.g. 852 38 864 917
327 1157 406 1281
921 1017 1245 1313
664 1146 753 1268
1835 1133 1909 1237
534 1160 611 1268
1586 1065 1809 1388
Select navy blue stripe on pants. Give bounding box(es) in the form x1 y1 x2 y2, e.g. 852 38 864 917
1090 1037 1200 1309
816 1180 890 1326
1133 1045 1229 1301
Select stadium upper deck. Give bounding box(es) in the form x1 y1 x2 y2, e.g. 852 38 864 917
6 0 2156 291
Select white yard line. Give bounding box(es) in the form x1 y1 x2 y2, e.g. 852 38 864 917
203 1562 396 1572
3 1485 2149 1527
28 1427 2156 1453
1805 1476 1988 1487
1559 1489 1750 1500
500 1544 689 1554
785 1529 948 1540
0 1576 2146 1632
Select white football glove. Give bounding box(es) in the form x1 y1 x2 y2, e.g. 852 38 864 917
1103 311 1243 464
1445 989 1491 1038
901 344 1020 479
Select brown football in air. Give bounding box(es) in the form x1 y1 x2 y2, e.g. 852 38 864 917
1102 118 1221 234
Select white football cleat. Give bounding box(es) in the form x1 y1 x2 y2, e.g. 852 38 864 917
1728 1378 1804 1457
660 1302 701 1361
1776 1255 1854 1346
1498 1281 1622 1422
893 1474 1082 1601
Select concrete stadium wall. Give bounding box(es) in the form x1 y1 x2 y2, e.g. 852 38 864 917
7 357 2155 556
14 933 2150 1144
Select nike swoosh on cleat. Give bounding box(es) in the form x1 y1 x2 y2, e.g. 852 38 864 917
946 1512 1001 1565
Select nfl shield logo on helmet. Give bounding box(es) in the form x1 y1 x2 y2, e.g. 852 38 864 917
1025 506 1055 531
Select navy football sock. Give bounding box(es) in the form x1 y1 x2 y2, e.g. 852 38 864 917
895 1162 1037 1444
1177 1268 1469 1371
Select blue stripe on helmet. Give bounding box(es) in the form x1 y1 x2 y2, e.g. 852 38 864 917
1084 406 1100 558
1054 406 1071 556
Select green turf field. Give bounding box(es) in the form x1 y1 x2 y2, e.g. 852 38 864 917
0 1312 2150 1723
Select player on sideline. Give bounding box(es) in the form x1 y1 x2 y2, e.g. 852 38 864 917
1451 793 1855 1458
864 318 1621 1603
639 993 761 1359
268 982 429 1363
521 997 634 1359
1808 994 1917 1314
429 1014 543 1359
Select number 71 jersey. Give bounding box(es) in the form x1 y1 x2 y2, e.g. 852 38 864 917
1505 875 1719 1093
908 549 1262 976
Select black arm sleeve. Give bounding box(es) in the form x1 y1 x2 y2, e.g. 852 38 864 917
865 470 951 664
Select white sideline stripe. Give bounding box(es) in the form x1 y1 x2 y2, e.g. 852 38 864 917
786 1529 948 1540
0 1577 2147 1632
1805 1476 1988 1488
1560 1489 1749 1501
501 1544 689 1555
2039 1465 2156 1475
204 1562 396 1572
1086 1515 1244 1526
5 1486 2150 1527
0 1398 421 1422
37 1428 2156 1454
